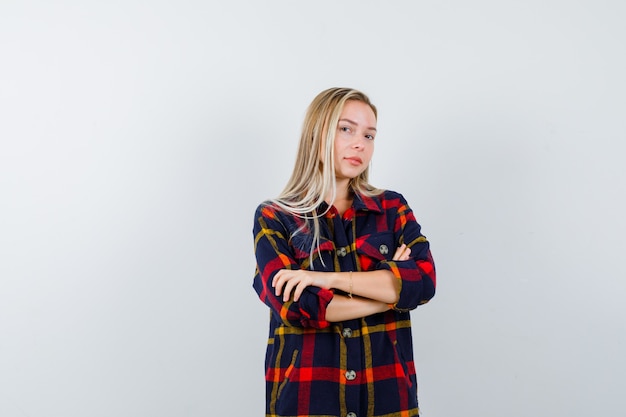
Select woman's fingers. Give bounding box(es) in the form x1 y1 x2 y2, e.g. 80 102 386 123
273 270 293 296
292 282 306 302
272 270 310 302
272 271 283 295
282 277 298 302
392 244 405 260
392 244 411 261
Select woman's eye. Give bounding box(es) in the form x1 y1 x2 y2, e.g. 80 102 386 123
339 126 351 133
365 134 375 140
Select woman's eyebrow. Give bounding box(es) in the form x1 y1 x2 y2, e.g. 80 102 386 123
339 118 377 131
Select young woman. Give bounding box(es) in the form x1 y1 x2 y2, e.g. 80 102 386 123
252 87 436 417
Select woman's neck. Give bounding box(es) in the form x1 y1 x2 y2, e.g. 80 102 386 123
327 181 353 216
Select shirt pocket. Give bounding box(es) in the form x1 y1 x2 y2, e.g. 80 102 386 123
276 349 299 399
290 233 335 268
275 349 300 414
391 339 413 389
356 231 396 269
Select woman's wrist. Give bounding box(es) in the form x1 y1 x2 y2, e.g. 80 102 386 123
328 271 345 292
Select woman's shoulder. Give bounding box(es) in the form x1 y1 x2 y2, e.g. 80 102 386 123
379 188 402 198
253 199 300 222
371 189 409 204
254 199 281 217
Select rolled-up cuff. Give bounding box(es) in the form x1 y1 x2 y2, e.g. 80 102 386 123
377 260 424 311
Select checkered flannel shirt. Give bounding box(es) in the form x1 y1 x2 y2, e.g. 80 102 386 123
253 190 436 417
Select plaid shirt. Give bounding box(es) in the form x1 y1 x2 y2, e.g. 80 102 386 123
253 190 436 417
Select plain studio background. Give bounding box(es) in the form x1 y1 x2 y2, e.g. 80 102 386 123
1 1 625 416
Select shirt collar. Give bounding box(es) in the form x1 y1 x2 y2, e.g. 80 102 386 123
316 191 384 214
353 191 384 213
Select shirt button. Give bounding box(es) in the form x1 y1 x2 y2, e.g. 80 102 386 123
342 328 352 338
347 413 357 417
379 244 389 255
336 247 347 257
345 370 356 381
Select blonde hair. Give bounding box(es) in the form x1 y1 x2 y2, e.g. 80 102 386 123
272 87 383 264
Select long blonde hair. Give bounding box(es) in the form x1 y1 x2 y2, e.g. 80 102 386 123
272 87 383 264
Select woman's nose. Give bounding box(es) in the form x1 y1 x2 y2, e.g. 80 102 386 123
352 136 365 149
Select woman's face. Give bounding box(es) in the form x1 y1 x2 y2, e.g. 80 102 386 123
332 100 377 181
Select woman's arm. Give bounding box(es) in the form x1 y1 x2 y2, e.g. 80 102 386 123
273 244 410 304
324 294 390 322
253 203 334 329
380 193 436 310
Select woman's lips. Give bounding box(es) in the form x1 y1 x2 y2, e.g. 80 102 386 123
345 156 363 165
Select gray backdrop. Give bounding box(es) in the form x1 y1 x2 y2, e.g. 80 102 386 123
1 1 625 416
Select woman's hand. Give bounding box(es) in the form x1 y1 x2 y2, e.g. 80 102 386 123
393 243 411 261
273 270 328 302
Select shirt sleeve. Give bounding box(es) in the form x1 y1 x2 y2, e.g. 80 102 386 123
376 193 436 311
252 203 334 328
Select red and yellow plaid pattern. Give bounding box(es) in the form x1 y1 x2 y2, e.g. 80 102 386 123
253 190 436 417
